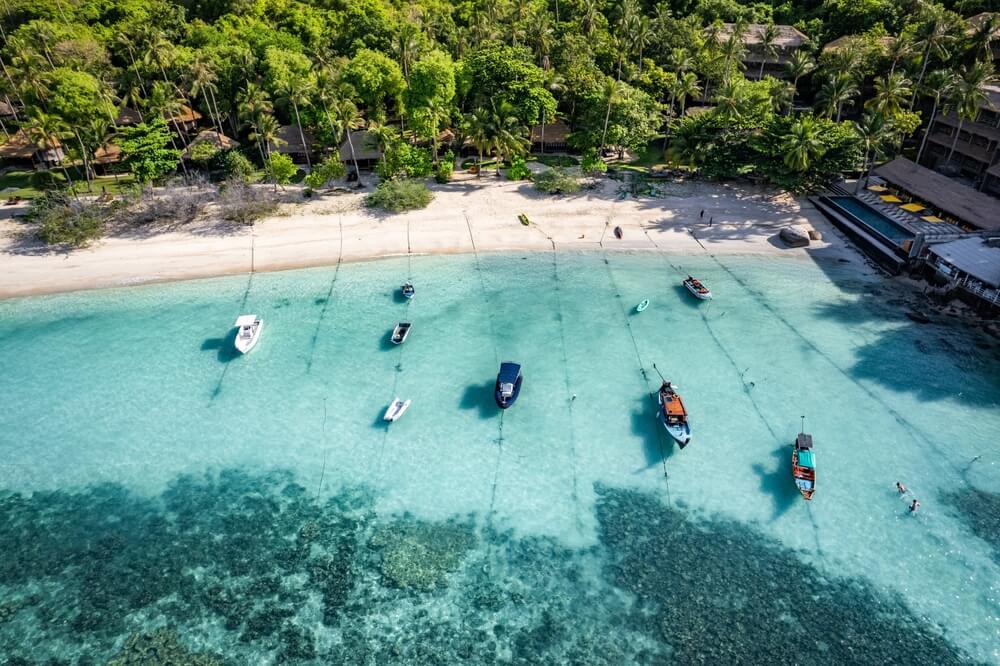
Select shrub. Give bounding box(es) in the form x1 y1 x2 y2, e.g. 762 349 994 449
581 149 607 175
187 141 219 168
29 169 60 191
533 168 581 195
217 179 279 225
435 151 454 183
223 151 256 183
304 157 347 190
507 155 530 180
366 179 434 212
266 153 297 187
27 191 108 247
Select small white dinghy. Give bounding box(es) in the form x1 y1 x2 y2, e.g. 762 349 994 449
391 322 412 344
383 397 412 422
233 314 263 354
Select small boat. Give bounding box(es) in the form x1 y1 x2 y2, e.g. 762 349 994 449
683 275 712 300
636 299 649 312
391 322 411 344
657 380 691 447
792 425 816 500
614 226 623 239
518 213 530 226
494 362 523 409
383 397 412 422
233 315 263 354
401 282 415 300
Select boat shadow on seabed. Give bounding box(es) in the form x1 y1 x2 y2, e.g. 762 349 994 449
752 444 801 520
632 395 676 473
200 329 241 363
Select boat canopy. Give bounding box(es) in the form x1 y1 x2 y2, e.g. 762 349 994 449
498 362 521 384
798 450 815 469
235 314 258 327
796 433 813 449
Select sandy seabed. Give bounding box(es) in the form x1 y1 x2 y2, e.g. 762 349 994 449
0 174 853 299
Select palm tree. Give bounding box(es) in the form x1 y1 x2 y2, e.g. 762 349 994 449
189 57 225 140
757 23 779 80
946 62 997 164
818 73 859 122
966 13 999 63
249 112 283 164
780 116 825 172
766 77 796 115
394 23 421 83
713 78 746 126
331 96 366 186
599 78 618 156
26 109 74 190
885 34 915 77
785 51 815 108
115 32 148 98
579 0 600 36
909 8 957 110
854 111 892 192
275 78 315 169
867 72 912 119
489 104 529 175
464 108 492 177
663 71 700 152
145 81 191 177
630 15 654 74
915 69 958 165
719 31 746 84
539 68 565 154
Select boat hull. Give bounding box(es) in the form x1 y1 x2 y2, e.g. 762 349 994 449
234 320 263 354
391 323 411 344
383 398 412 422
636 299 649 312
791 448 815 500
684 281 712 300
663 420 691 447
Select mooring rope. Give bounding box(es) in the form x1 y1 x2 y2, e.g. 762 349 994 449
306 217 345 372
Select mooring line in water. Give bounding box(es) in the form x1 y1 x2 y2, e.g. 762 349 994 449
485 410 505 528
705 254 959 475
306 217 345 373
601 250 672 504
316 398 329 499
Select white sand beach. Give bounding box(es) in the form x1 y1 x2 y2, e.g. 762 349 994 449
0 175 853 299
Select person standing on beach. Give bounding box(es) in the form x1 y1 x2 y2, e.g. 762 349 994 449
700 210 704 219
709 216 713 227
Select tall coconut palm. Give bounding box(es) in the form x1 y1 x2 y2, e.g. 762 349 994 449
115 32 148 97
26 109 74 190
490 104 529 175
629 15 654 74
785 51 815 108
579 0 600 36
757 23 779 80
886 34 915 77
395 23 421 83
854 111 892 192
145 81 190 177
909 8 957 110
766 77 796 114
719 31 746 84
713 78 746 126
915 69 958 165
464 108 492 177
249 112 283 164
867 72 912 119
189 57 225 140
966 13 999 63
539 68 565 154
599 78 618 156
663 71 700 152
946 62 997 164
818 72 859 122
780 116 825 172
275 77 315 169
331 96 366 186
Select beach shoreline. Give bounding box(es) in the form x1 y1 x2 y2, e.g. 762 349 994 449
0 176 857 299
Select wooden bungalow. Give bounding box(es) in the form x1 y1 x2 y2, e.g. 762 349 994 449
339 130 382 171
115 107 143 126
270 124 318 164
0 128 64 168
167 105 202 133
530 120 571 153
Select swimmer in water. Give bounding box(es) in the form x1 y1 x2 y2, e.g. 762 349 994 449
909 499 919 513
896 482 907 494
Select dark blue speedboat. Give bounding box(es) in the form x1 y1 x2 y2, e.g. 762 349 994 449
494 362 523 409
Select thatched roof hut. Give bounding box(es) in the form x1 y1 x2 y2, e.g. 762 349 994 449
182 129 240 159
270 124 317 160
339 130 382 168
0 128 64 165
530 121 571 149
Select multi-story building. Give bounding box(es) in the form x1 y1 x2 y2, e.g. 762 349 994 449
919 84 1000 196
711 23 808 80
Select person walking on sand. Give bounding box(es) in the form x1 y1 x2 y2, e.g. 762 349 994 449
909 499 919 513
700 209 704 219
896 482 907 494
709 216 713 227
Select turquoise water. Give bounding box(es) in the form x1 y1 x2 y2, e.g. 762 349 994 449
829 196 915 243
0 251 998 663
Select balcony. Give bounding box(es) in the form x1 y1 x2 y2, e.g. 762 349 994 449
927 133 993 164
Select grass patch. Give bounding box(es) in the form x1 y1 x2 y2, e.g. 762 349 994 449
530 154 578 167
0 169 136 200
366 179 433 212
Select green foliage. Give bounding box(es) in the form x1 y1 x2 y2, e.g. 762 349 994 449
507 155 530 181
116 119 181 185
304 157 347 189
532 155 579 168
223 151 256 182
188 141 220 167
44 68 113 129
533 168 581 195
459 43 556 126
342 49 405 120
435 152 454 184
27 191 108 247
366 179 434 212
266 153 297 186
407 50 456 110
581 149 608 175
375 130 433 180
570 80 663 156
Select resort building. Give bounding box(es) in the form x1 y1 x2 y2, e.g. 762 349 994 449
0 128 64 168
712 23 808 80
530 120 571 153
918 83 1000 194
339 130 382 171
270 125 318 165
926 236 1000 309
181 130 240 159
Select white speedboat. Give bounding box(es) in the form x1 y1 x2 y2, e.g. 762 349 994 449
391 322 411 344
233 315 262 354
683 275 712 300
383 397 411 422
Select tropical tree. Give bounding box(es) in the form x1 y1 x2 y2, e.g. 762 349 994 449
785 51 815 107
464 107 492 176
915 69 957 165
330 96 366 186
946 62 998 164
663 71 700 151
249 112 283 164
757 23 779 80
275 77 314 169
867 72 912 119
26 109 74 189
489 103 529 174
818 72 859 122
909 8 958 110
539 68 565 154
780 116 825 172
189 57 225 140
854 111 892 192
599 78 617 155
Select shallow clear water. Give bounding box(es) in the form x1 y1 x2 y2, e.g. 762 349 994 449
0 251 998 664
